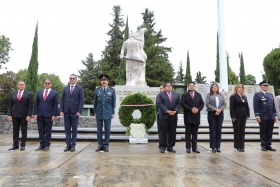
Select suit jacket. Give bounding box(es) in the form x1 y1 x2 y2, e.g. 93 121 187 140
157 91 181 120
60 85 84 114
8 90 33 118
205 93 226 112
181 91 204 125
34 89 58 117
275 95 280 118
229 94 250 118
94 86 116 120
253 91 276 120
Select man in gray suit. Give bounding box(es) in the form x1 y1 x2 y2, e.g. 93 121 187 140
60 74 84 152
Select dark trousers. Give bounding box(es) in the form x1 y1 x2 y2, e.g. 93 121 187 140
259 120 274 148
159 118 177 149
12 117 27 146
64 113 79 147
185 124 199 149
157 114 161 143
207 112 224 149
37 117 53 146
96 119 111 148
233 117 246 149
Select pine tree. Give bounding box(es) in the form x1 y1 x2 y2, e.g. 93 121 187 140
140 8 174 86
175 61 184 83
25 23 39 100
78 53 101 104
195 71 207 83
214 33 220 82
116 16 128 85
227 53 239 84
185 50 192 86
239 52 246 84
101 5 124 86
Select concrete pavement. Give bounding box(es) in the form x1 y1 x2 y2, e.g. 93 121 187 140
0 134 279 187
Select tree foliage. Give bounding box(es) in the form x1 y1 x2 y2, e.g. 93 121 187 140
78 53 101 104
175 61 184 83
214 33 220 82
195 71 207 83
239 52 246 84
263 48 280 93
185 50 192 86
140 8 174 86
227 53 239 85
17 69 28 82
25 23 39 100
0 71 17 111
246 74 256 85
0 35 12 69
101 5 124 86
38 73 64 100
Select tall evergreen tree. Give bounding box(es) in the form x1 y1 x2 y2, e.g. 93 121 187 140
116 16 128 85
140 8 174 86
78 53 101 104
185 50 192 86
25 23 39 100
101 5 124 86
175 61 184 83
227 53 239 85
239 52 246 84
214 33 220 82
195 71 207 83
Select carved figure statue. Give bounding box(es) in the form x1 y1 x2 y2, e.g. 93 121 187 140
120 28 147 86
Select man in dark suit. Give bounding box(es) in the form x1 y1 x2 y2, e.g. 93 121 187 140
34 78 58 151
156 84 164 148
157 82 180 153
181 82 204 153
7 81 33 151
253 80 277 151
60 74 84 152
94 74 116 152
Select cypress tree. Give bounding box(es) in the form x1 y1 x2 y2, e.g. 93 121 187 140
214 33 220 82
185 50 192 86
227 53 239 85
116 16 128 85
175 61 184 83
239 52 246 84
26 23 39 100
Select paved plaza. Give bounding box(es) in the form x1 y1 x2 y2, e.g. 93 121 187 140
0 134 279 187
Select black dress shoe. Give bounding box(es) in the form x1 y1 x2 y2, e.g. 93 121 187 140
261 147 267 151
241 149 245 152
95 147 103 152
35 146 45 151
217 148 221 153
167 148 176 153
212 148 216 153
160 148 165 153
186 148 191 153
8 145 19 151
70 147 75 152
266 147 276 151
192 148 200 153
43 146 50 151
236 149 241 152
104 148 109 152
20 146 25 151
64 146 71 152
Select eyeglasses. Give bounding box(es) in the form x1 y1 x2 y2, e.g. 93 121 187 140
165 85 172 87
44 82 51 84
70 78 76 80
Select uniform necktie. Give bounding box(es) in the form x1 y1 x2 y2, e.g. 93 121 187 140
168 92 172 102
104 88 106 93
17 91 22 102
44 89 48 101
191 91 194 99
70 86 74 95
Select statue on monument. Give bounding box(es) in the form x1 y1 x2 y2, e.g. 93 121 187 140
120 28 147 86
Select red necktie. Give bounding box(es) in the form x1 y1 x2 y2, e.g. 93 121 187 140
70 86 74 95
44 89 48 101
17 91 22 102
168 92 172 102
191 91 194 99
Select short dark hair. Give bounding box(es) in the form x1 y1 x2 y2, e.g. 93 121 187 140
44 78 52 84
164 82 172 87
69 74 77 78
188 81 195 86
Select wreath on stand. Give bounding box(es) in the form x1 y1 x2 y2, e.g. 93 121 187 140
118 93 156 135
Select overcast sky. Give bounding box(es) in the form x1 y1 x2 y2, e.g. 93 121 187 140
1 0 280 85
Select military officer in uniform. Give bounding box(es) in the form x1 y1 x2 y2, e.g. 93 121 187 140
94 74 116 152
253 80 277 151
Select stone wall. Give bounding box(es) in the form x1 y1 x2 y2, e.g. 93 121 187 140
0 115 96 134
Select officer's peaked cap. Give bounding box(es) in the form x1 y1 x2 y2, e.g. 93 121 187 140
100 74 109 80
259 80 270 86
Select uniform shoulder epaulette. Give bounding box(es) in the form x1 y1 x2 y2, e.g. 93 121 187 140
97 87 102 89
108 86 114 89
